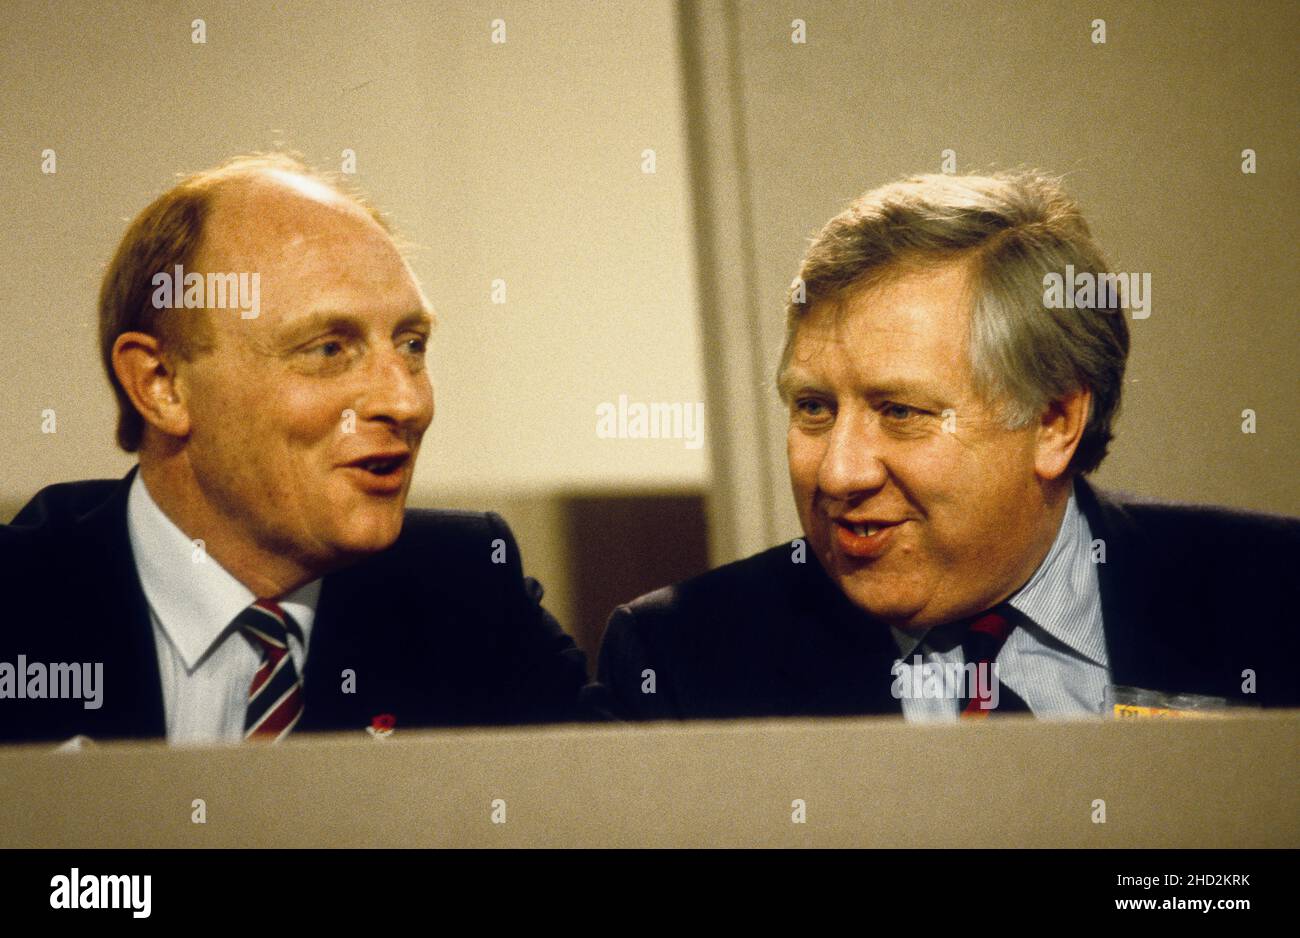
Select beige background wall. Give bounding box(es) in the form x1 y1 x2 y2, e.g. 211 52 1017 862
687 0 1299 559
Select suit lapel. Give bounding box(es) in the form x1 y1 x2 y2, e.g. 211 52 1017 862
69 468 168 739
774 556 904 716
1074 477 1206 697
299 565 365 733
299 555 412 735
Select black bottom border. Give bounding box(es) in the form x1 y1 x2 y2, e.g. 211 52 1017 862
1 848 1290 922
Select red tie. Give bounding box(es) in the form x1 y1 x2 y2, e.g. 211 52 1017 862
958 605 1030 719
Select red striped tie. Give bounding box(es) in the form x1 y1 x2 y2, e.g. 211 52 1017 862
237 599 304 742
958 605 1030 719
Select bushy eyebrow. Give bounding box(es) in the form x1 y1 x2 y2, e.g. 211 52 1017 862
393 310 435 333
777 367 822 402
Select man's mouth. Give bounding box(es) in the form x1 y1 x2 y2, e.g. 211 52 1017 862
341 451 412 491
353 456 407 476
831 517 904 559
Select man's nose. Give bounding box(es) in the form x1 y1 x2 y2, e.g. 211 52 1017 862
817 407 888 500
355 345 433 431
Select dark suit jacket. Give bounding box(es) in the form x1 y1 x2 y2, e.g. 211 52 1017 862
0 469 594 744
597 479 1300 719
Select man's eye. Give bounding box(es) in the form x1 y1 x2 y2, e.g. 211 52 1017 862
882 403 921 421
402 336 428 354
312 341 345 358
795 398 830 417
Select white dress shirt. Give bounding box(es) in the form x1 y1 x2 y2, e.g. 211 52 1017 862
890 482 1111 722
125 471 321 744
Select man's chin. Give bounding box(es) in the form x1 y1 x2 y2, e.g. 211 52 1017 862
327 506 405 558
832 573 925 629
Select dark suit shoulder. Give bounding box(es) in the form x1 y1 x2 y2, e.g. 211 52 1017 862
1091 485 1300 576
612 539 811 667
373 508 541 606
311 506 593 728
1118 493 1298 541
598 540 847 719
623 540 802 623
329 507 534 611
400 506 504 540
1080 482 1300 706
383 507 503 565
5 477 121 530
0 478 129 584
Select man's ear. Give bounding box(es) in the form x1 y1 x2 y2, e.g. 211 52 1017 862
1034 386 1090 481
111 331 192 440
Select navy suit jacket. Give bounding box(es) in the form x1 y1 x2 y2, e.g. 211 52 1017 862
0 469 594 744
596 479 1300 719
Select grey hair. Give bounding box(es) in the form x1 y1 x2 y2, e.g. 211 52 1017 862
778 170 1129 475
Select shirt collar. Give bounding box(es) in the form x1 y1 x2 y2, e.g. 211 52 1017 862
890 482 1106 666
891 623 928 659
125 470 321 671
1007 484 1107 666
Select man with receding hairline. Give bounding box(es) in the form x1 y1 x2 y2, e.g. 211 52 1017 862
596 170 1300 722
0 154 593 744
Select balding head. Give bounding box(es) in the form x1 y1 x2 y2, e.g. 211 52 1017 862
104 155 434 596
99 153 395 452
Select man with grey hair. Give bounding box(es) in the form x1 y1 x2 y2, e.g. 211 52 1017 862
596 170 1300 721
